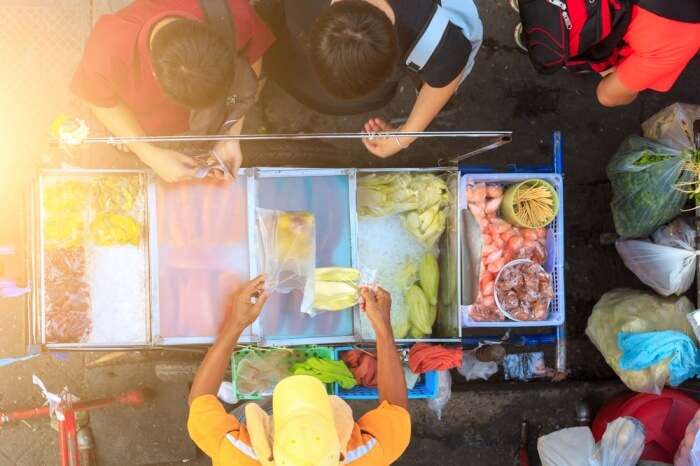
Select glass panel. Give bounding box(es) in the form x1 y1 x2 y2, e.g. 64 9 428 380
156 178 250 340
256 174 353 340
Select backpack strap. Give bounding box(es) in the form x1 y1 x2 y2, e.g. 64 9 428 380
199 0 237 46
636 0 700 23
405 4 451 72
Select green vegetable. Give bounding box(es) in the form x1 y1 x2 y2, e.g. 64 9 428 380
398 261 419 291
418 253 439 306
607 136 690 238
633 151 671 166
406 285 433 335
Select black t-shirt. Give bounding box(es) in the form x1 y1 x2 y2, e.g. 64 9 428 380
388 0 472 87
284 0 472 88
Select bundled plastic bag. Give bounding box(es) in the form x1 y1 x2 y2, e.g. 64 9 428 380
616 217 696 296
586 289 694 394
256 209 316 315
675 408 700 466
607 136 692 238
235 350 291 396
589 417 645 466
457 349 498 381
428 370 452 421
538 427 596 466
642 103 700 152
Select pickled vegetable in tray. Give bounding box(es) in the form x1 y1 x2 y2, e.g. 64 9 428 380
41 173 149 345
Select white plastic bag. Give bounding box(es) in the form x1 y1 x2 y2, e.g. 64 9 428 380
616 218 696 297
675 408 700 466
256 209 316 315
457 349 498 381
538 427 596 466
589 417 645 466
642 103 700 151
428 370 452 421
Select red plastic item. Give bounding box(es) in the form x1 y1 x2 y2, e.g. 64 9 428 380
592 389 700 463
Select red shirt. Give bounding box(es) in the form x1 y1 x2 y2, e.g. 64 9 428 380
617 6 700 92
71 0 275 135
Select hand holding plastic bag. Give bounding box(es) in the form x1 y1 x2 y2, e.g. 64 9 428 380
616 218 696 296
589 417 645 466
256 209 316 315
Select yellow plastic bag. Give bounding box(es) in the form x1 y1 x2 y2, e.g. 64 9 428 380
586 289 693 394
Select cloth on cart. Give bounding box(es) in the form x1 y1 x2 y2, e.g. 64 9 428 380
291 357 357 389
341 350 378 387
408 344 463 374
618 331 700 387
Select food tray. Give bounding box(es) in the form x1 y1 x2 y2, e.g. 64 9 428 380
231 345 336 400
332 346 438 400
459 172 565 327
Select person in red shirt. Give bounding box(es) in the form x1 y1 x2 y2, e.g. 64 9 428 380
596 5 700 107
71 0 275 182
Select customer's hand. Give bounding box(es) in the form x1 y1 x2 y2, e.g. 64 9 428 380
360 286 393 338
139 146 199 182
362 118 412 158
224 275 268 334
211 139 243 180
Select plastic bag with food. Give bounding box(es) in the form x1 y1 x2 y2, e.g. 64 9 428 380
256 209 316 315
235 350 291 397
607 136 691 238
537 427 596 466
589 417 645 466
615 217 696 297
642 103 700 151
586 289 694 394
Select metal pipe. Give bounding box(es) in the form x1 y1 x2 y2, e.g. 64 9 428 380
56 130 513 146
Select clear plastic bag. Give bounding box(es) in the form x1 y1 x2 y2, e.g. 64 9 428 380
428 370 452 421
537 427 596 466
457 349 498 381
586 289 694 394
607 136 691 238
642 103 700 151
589 417 645 466
256 209 316 315
236 350 291 396
675 408 700 466
615 218 696 297
503 352 546 381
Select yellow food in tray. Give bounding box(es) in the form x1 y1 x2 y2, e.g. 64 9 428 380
43 181 90 248
94 176 140 212
91 212 141 246
44 211 86 247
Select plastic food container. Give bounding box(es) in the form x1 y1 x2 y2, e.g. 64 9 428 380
494 259 552 322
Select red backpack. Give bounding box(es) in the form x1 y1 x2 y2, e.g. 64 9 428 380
519 0 700 74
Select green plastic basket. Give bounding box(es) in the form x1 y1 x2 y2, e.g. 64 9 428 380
231 346 336 400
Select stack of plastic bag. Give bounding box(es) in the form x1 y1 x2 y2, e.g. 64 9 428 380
538 417 644 466
615 218 696 297
586 289 694 394
608 103 700 239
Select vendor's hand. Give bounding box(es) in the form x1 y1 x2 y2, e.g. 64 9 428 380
362 118 411 158
599 66 616 77
225 275 268 333
211 139 243 180
139 146 199 183
360 286 393 338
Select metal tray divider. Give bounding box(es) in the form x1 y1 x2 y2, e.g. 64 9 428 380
348 169 362 341
147 172 160 346
246 169 261 344
38 174 47 346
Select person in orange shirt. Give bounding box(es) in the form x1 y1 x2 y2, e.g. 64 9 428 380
187 276 411 466
596 5 700 107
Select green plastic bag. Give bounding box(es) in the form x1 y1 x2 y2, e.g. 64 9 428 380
607 136 691 238
586 289 693 394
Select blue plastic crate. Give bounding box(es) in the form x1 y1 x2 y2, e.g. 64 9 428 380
332 346 438 400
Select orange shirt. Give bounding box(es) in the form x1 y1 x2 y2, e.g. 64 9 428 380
187 395 412 466
616 6 700 92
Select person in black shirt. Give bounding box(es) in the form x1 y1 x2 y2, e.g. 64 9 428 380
263 0 482 158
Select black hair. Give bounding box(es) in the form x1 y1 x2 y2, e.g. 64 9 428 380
151 19 235 108
308 0 398 99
